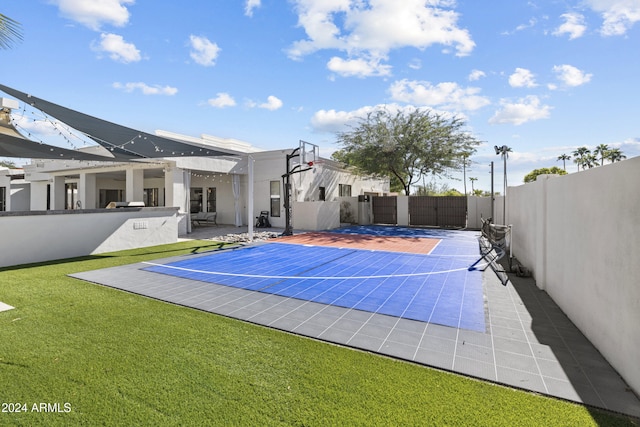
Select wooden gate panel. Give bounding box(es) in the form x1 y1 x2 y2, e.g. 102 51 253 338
409 196 437 226
409 196 467 227
437 196 467 227
372 196 397 224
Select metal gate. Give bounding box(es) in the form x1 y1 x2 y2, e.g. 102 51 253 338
372 196 397 224
409 196 467 227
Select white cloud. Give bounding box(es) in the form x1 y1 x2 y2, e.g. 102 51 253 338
508 68 537 88
310 105 383 133
113 82 177 95
287 0 474 74
245 0 261 17
259 95 283 111
12 115 59 136
502 18 537 35
552 64 592 87
189 35 220 67
408 58 422 70
468 69 486 81
489 95 552 125
51 0 134 30
207 93 236 108
388 79 490 111
92 33 141 63
327 56 392 78
310 103 456 134
553 12 587 39
584 0 640 36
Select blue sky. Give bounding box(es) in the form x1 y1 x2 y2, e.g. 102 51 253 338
2 0 639 193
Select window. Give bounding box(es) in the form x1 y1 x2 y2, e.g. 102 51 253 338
207 187 216 212
319 186 326 201
65 182 78 209
0 187 5 211
190 188 203 213
270 181 280 217
339 184 352 197
143 188 159 207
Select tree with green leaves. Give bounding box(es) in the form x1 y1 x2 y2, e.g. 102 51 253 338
606 148 626 163
572 146 591 171
523 166 567 183
594 144 610 166
0 159 17 168
469 176 477 193
0 13 23 49
332 108 481 195
556 153 571 171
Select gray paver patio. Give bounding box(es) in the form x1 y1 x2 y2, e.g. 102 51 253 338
69 237 640 418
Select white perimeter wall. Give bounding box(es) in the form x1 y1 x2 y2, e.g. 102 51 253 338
506 157 640 395
293 201 340 231
0 208 178 268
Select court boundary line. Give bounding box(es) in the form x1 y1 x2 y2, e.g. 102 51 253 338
141 261 490 280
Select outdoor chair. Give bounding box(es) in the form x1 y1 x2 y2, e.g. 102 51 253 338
191 212 217 227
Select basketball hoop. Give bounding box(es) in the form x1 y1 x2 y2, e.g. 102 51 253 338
282 141 320 236
299 140 319 168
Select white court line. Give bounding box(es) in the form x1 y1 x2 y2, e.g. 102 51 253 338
427 238 442 255
142 261 490 280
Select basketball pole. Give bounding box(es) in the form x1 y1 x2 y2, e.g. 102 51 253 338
282 146 313 236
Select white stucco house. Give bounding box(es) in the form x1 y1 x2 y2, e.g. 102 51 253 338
12 131 388 234
0 85 388 267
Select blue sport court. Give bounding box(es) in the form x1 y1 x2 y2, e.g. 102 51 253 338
142 226 487 332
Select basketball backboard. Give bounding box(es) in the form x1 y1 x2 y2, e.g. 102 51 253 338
298 140 319 167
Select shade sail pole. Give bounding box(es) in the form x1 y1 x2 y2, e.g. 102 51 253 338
248 154 254 242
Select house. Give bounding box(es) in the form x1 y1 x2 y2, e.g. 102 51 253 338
0 86 389 267
17 133 389 234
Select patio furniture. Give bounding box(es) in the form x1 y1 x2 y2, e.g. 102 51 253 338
191 212 217 227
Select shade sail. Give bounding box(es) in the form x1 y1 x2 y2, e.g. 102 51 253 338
0 84 235 160
0 132 117 161
1 103 119 161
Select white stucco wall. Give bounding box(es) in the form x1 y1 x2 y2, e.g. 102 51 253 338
0 170 10 211
10 182 30 211
467 196 499 229
397 195 409 226
293 201 340 231
0 208 178 268
506 157 640 396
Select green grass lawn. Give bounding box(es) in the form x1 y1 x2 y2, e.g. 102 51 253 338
0 241 637 426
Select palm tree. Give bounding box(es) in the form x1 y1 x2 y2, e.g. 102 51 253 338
557 153 571 171
594 144 610 166
585 153 598 169
0 14 23 49
606 148 627 163
572 146 591 171
469 177 477 193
